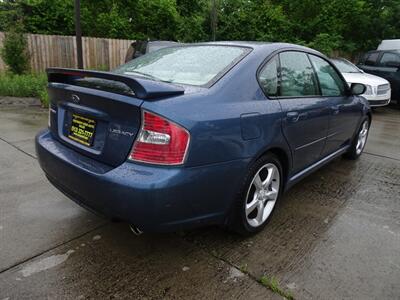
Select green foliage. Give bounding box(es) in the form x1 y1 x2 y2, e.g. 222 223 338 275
1 0 400 57
0 73 48 106
0 0 398 106
177 15 208 42
239 263 248 274
0 1 20 30
38 87 49 107
0 25 30 74
19 0 75 35
259 275 294 300
131 0 180 40
307 33 343 57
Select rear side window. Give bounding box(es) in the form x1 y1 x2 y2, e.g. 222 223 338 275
258 56 279 96
380 53 400 66
365 52 380 66
279 51 319 97
309 55 346 96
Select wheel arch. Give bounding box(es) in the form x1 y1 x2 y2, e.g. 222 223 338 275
366 111 372 124
256 147 291 187
226 145 291 234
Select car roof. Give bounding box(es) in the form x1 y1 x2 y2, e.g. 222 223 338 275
199 41 312 49
148 41 181 46
181 41 323 57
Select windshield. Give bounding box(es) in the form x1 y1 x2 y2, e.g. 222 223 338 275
331 59 361 73
114 45 250 86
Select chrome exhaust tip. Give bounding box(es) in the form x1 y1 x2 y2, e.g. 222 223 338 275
129 224 143 236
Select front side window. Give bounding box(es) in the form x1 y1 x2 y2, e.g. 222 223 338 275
258 56 279 96
380 53 400 66
114 45 250 86
279 51 319 97
310 55 346 96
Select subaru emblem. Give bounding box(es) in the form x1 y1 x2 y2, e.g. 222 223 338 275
71 94 80 104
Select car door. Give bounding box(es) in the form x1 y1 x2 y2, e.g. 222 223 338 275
358 51 382 76
308 54 361 155
377 52 400 100
269 51 330 174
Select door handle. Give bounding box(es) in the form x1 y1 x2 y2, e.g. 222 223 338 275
286 111 300 123
332 105 341 115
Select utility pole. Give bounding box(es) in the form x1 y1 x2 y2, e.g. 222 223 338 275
74 0 83 69
211 0 217 41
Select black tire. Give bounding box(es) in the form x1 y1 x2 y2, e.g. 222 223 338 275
228 153 283 236
343 117 370 160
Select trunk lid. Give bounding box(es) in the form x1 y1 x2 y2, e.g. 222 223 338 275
47 68 184 167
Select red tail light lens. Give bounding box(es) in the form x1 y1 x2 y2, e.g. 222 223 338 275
129 111 190 165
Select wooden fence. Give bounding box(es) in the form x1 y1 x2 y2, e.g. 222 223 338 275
0 32 134 73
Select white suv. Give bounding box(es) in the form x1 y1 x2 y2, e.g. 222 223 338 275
332 58 391 107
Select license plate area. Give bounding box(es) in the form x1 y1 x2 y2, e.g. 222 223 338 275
68 113 96 147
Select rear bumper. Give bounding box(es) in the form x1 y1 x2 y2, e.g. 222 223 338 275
35 130 249 232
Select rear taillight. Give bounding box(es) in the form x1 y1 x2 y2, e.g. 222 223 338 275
129 111 190 165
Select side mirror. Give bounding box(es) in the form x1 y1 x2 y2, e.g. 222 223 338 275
350 83 366 95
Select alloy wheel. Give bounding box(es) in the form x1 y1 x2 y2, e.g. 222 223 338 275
245 163 280 227
356 120 369 155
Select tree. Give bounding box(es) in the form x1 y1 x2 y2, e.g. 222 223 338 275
0 23 30 74
1 0 400 57
18 0 75 35
307 33 343 56
176 0 209 42
0 0 20 31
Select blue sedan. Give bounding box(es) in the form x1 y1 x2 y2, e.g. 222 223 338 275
36 42 371 235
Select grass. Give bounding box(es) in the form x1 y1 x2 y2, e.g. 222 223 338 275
239 264 249 274
210 251 294 299
259 275 294 300
0 72 48 107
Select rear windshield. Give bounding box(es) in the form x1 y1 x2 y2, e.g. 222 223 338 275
114 45 250 86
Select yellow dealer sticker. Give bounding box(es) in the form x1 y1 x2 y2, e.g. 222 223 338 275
68 114 96 146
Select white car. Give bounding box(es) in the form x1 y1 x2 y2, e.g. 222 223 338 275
331 58 391 107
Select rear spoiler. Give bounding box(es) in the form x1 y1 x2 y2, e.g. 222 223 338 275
46 68 185 100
